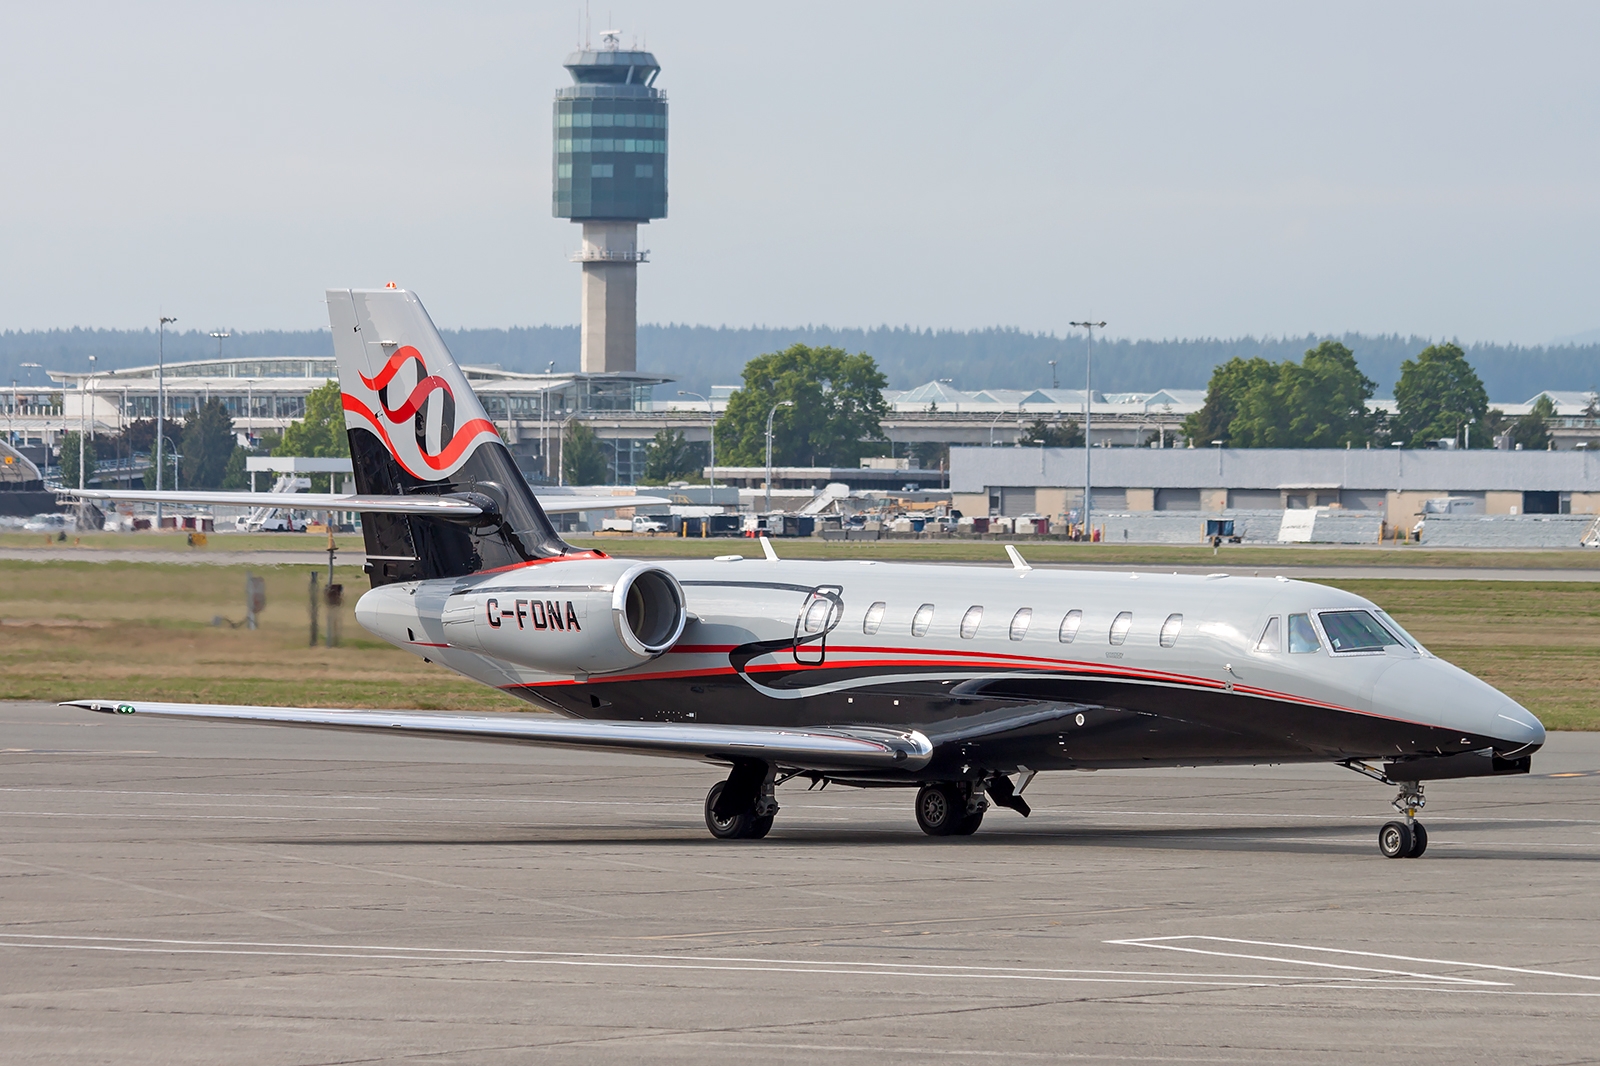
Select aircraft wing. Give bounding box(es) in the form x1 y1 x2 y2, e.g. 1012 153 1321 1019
58 489 669 517
60 700 934 772
534 495 670 514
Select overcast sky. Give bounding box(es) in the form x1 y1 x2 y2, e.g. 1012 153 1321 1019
1 2 1595 342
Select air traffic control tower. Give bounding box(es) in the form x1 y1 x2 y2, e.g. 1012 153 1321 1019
553 33 667 374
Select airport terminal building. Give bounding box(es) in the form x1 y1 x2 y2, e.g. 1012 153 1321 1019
951 445 1600 544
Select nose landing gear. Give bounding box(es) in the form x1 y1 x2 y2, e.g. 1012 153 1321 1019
1343 761 1429 858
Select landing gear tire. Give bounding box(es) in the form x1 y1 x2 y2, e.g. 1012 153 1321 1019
705 781 769 841
1378 819 1413 859
1407 821 1428 858
953 809 985 836
916 783 973 837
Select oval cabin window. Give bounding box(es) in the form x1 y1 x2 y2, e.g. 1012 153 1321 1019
1059 610 1083 643
1160 613 1182 648
960 606 983 639
1009 608 1032 641
911 603 934 637
862 601 886 635
1109 611 1133 646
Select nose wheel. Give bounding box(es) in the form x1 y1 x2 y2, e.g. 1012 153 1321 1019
1378 781 1428 858
1342 761 1430 858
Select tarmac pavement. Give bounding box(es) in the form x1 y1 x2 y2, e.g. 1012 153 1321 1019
2 699 1598 1064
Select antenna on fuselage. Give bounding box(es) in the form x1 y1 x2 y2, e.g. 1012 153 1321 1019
1005 544 1032 572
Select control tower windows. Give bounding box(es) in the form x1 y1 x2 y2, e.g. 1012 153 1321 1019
590 164 614 178
634 165 653 178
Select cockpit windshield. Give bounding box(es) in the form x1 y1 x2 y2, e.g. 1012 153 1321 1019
1374 609 1430 656
1318 610 1404 653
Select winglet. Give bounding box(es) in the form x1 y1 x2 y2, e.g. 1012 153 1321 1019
760 535 780 562
1005 544 1032 572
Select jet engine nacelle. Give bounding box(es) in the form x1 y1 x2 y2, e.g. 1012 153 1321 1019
357 560 687 678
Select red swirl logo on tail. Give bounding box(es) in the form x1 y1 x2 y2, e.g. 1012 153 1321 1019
345 345 498 477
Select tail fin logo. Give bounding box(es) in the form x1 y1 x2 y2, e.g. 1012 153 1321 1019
343 346 499 480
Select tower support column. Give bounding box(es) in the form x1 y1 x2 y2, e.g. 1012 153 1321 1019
578 221 641 374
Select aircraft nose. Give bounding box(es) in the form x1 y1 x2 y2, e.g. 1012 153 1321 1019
1371 658 1545 753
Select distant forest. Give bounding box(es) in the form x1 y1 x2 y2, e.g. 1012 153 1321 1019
5 324 1599 404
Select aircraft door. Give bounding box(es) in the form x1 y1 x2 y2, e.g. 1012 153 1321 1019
793 585 843 665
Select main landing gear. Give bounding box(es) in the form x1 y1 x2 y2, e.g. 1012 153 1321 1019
915 774 1033 838
1344 760 1428 858
704 760 778 840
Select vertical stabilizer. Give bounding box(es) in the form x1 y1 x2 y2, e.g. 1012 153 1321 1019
326 288 569 585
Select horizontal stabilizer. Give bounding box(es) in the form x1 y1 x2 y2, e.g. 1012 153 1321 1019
61 700 934 772
58 489 668 517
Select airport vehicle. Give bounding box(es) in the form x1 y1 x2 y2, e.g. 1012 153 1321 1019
63 288 1546 857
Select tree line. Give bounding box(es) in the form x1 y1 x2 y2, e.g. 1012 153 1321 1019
1182 342 1573 451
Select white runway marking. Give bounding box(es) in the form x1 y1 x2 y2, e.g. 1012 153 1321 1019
4 933 1598 996
1110 936 1600 989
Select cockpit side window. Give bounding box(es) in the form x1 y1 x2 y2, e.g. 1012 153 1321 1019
1287 613 1321 653
1254 616 1281 653
1319 610 1403 653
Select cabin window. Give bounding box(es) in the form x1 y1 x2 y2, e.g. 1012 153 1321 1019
1009 608 1032 641
960 606 984 639
1159 613 1182 648
1288 613 1321 653
1109 611 1133 645
803 598 832 633
1319 610 1402 653
911 603 934 637
862 601 886 635
1058 609 1083 643
1255 616 1281 652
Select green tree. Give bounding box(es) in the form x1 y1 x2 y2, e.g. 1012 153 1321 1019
1184 343 1376 448
1183 357 1275 446
562 421 609 485
1231 341 1377 448
275 381 349 490
1018 417 1084 447
641 429 703 483
1511 394 1556 451
58 431 96 488
179 398 237 490
220 444 250 489
717 344 889 467
1393 343 1489 448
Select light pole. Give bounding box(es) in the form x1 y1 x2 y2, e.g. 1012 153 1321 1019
989 409 1005 446
156 315 176 525
679 390 716 488
1013 399 1026 447
1069 321 1106 538
764 399 794 514
1048 359 1058 390
209 330 229 360
78 355 96 491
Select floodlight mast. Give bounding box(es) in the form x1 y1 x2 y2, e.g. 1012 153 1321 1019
765 400 794 514
679 391 715 488
1069 321 1106 538
156 316 177 525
